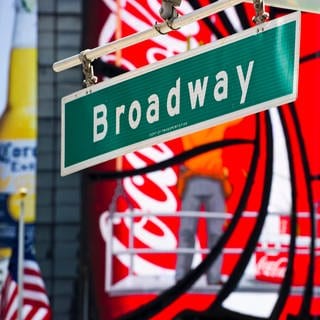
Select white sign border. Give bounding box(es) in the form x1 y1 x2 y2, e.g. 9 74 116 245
61 12 301 176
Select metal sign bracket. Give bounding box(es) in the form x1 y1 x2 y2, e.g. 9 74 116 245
156 0 182 33
52 0 245 74
79 49 98 88
252 0 269 25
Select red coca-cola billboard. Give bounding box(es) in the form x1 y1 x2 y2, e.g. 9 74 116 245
83 1 320 319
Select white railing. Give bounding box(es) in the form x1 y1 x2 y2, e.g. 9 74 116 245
99 209 320 294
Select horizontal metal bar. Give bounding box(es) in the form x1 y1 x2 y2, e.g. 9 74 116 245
108 278 320 295
111 247 320 255
112 210 230 219
52 0 243 73
106 210 320 219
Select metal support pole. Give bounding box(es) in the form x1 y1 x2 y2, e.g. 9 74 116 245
17 187 27 320
52 0 243 73
129 213 134 276
106 214 113 292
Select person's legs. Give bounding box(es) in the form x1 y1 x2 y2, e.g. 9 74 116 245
175 181 201 282
205 179 225 284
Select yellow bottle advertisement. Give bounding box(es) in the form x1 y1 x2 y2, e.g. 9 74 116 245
0 0 37 251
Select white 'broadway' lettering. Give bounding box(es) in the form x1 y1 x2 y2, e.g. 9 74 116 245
237 60 255 104
188 76 208 109
92 61 255 143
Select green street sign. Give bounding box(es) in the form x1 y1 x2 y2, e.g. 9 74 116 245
264 0 320 13
61 12 300 176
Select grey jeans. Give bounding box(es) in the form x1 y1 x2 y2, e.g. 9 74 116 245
176 177 225 284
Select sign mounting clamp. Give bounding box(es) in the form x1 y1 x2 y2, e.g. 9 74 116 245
79 49 98 88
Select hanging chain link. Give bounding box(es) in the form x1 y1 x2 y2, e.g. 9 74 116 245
252 0 269 25
79 50 98 87
155 0 181 34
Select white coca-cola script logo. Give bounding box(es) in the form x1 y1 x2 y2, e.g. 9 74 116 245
123 144 177 211
99 145 178 278
256 255 287 279
99 209 177 277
